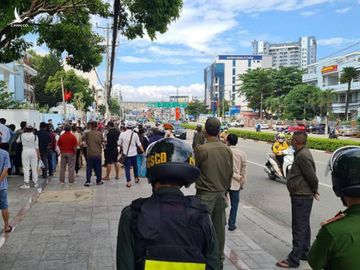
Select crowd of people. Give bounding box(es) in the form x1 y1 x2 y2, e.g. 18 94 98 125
0 116 359 270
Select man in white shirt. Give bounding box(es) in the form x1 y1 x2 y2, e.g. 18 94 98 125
118 122 144 187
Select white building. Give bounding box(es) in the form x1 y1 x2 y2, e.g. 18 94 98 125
253 36 316 69
303 51 360 117
204 55 272 113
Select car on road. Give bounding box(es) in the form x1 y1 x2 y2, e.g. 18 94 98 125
173 124 187 140
255 122 269 129
308 123 326 134
272 121 288 132
229 120 245 128
287 123 307 133
338 125 358 136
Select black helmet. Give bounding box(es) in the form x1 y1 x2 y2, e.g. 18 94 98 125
146 138 200 186
327 146 360 197
196 124 202 131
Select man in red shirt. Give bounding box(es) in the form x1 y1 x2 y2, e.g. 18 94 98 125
57 124 78 183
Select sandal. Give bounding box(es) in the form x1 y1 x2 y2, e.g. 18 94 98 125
126 182 131 188
135 177 140 183
276 260 291 268
5 225 13 233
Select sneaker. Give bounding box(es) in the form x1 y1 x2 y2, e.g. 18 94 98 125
20 184 30 189
34 183 39 188
84 182 90 187
96 181 104 185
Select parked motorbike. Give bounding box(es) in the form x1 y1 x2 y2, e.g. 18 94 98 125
264 147 294 180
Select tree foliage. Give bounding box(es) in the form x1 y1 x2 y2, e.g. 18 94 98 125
109 97 120 116
28 50 63 108
0 0 110 71
186 100 208 120
45 69 94 111
0 81 23 109
341 67 358 120
117 0 183 40
238 68 274 113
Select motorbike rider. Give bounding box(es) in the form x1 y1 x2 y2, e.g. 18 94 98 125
272 133 289 171
116 137 221 270
308 146 360 269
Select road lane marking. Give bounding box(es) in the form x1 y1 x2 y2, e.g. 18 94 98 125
247 160 332 189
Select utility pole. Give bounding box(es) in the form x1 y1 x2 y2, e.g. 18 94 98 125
61 76 67 120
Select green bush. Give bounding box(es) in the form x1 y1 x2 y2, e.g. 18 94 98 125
183 124 360 152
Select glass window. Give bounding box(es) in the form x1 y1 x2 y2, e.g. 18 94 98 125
232 68 236 76
232 77 236 84
232 60 236 67
232 86 236 92
248 59 251 67
232 94 236 100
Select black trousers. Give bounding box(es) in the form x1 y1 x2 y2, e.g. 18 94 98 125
287 197 313 267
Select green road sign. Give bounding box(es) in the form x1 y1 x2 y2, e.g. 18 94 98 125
147 102 187 108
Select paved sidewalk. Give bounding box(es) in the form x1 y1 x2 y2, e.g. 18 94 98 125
0 167 307 270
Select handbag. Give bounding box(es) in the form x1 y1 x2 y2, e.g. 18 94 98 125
119 131 134 164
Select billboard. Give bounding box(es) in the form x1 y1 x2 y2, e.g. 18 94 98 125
218 55 262 61
321 65 338 74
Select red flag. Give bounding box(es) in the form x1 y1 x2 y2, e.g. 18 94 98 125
64 90 72 102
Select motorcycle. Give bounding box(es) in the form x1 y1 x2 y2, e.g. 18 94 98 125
328 128 339 139
264 147 294 181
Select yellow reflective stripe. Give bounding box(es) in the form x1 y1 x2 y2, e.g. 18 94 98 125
145 260 206 270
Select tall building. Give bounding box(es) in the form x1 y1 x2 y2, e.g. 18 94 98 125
252 36 316 69
303 51 360 118
204 55 272 113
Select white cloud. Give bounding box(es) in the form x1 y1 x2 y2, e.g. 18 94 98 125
300 10 316 16
335 7 352 14
116 70 197 81
119 56 152 63
113 83 204 102
318 37 359 47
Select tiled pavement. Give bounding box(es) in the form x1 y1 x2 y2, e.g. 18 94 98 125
0 168 294 270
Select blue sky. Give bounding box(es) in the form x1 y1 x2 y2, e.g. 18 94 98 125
33 0 360 101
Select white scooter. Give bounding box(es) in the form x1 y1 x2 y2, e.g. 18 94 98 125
264 148 294 180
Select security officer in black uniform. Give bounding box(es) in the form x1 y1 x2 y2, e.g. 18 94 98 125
116 138 221 270
308 146 360 270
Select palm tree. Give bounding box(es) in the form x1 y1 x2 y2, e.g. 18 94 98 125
341 67 358 120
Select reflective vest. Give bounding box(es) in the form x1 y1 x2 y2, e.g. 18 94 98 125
131 193 210 270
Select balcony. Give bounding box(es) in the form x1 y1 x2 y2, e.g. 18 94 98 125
332 101 360 114
323 81 360 92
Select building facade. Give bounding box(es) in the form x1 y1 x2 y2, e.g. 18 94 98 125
204 55 272 113
252 36 316 69
303 51 360 117
0 57 37 104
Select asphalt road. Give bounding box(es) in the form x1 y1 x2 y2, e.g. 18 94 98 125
184 130 346 261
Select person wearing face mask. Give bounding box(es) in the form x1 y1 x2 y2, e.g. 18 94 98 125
272 132 289 171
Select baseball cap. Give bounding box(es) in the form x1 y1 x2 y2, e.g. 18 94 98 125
205 117 221 135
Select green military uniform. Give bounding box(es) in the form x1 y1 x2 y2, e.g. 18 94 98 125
192 130 205 149
195 136 233 262
116 188 221 270
308 204 360 270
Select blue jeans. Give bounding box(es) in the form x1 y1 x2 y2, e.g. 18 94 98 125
47 150 55 175
124 156 138 182
228 190 240 229
86 156 102 183
137 154 147 177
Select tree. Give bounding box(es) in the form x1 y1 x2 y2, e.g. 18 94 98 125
283 84 322 120
45 69 94 111
316 89 336 118
109 97 120 116
272 67 303 97
238 68 274 117
98 104 106 116
185 101 208 121
0 81 23 109
28 50 63 108
0 1 110 71
340 67 358 120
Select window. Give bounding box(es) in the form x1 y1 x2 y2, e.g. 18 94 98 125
232 77 236 84
248 59 251 67
232 94 236 100
232 60 236 67
232 86 236 93
232 68 236 76
340 94 346 103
